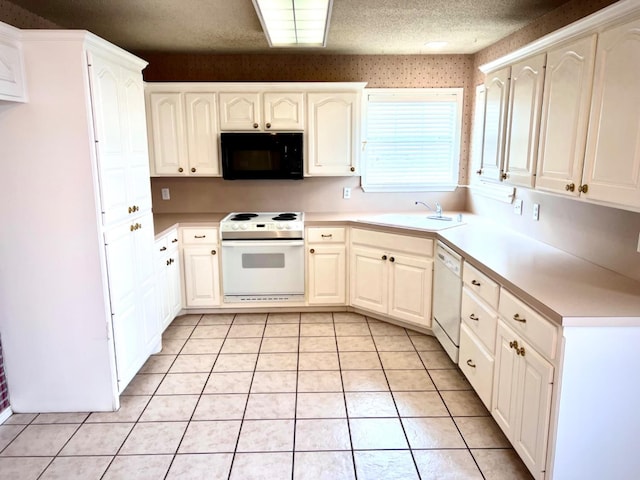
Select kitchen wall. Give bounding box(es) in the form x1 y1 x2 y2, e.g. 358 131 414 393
467 0 640 283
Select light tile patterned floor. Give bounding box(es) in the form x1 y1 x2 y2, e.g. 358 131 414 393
0 312 533 479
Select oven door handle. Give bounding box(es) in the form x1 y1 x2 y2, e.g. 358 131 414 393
221 240 305 247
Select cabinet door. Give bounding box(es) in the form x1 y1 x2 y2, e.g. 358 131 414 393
264 92 305 130
155 243 171 331
350 246 387 315
307 92 359 175
503 54 545 187
387 253 433 327
219 93 261 130
168 252 182 318
0 33 26 101
121 67 153 214
148 92 187 176
308 244 346 305
88 53 128 226
492 321 520 437
480 67 510 182
583 17 640 209
183 246 221 307
185 93 220 176
536 36 596 196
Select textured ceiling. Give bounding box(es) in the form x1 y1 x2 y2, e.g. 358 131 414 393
9 0 570 54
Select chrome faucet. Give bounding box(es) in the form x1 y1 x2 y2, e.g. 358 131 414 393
415 200 442 216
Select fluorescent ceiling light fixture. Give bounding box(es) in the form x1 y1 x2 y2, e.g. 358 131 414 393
253 0 333 47
424 41 448 49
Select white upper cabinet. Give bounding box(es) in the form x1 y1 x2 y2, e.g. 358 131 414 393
146 89 219 176
0 22 26 102
536 35 597 196
503 53 546 188
307 92 360 176
479 67 510 182
582 16 640 209
219 92 304 131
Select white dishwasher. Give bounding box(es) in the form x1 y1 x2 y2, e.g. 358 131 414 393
432 241 463 363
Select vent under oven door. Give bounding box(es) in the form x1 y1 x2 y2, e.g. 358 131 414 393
221 239 305 297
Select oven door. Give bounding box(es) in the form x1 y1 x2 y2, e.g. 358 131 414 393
221 239 305 300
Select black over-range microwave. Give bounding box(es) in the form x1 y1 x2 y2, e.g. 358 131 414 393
220 132 303 180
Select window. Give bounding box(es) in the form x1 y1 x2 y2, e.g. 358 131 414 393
361 88 463 192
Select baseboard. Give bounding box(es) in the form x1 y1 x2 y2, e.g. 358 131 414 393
0 406 13 424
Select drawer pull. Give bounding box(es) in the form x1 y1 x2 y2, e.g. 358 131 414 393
321 234 333 238
466 359 476 368
469 313 479 321
509 340 519 349
471 279 481 286
513 313 526 323
211 249 217 255
172 238 178 243
382 255 387 260
310 248 315 254
194 235 206 239
159 246 167 252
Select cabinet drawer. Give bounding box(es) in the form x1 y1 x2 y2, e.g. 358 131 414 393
463 262 499 309
499 289 558 360
461 287 498 353
459 323 494 410
307 227 346 243
181 227 218 245
166 229 180 251
351 228 433 257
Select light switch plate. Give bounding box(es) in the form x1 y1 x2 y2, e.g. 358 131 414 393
533 203 540 221
513 199 523 215
343 187 351 199
161 188 170 200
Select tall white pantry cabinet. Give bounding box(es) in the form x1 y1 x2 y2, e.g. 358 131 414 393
0 30 158 412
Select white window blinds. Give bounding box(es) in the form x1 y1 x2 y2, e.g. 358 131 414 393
362 89 463 192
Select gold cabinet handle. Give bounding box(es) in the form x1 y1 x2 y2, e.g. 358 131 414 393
509 340 519 349
516 346 526 356
471 279 481 286
266 122 271 129
171 238 178 243
130 224 135 232
253 123 259 129
128 206 133 214
321 234 333 238
159 246 167 252
501 172 508 180
469 313 479 321
513 313 526 323
310 248 315 254
578 184 589 193
178 167 184 173
350 166 355 172
211 249 217 255
191 168 196 173
389 257 395 263
130 223 141 231
466 359 476 368
195 235 206 239
382 255 388 260
565 183 575 192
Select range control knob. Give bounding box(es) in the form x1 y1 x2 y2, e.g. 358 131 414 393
232 224 239 230
240 224 249 230
276 222 283 229
285 224 292 230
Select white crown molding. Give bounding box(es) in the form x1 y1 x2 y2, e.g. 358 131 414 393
480 0 640 73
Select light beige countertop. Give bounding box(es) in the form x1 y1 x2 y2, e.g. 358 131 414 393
153 212 640 327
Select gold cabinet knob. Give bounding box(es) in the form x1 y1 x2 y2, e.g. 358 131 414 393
466 359 476 368
178 167 184 172
128 206 133 214
266 123 271 129
130 224 135 232
565 183 575 192
389 257 395 263
509 340 519 349
191 168 196 173
382 255 388 260
253 123 259 129
350 166 355 172
501 172 508 180
310 248 315 254
211 249 217 255
578 184 589 193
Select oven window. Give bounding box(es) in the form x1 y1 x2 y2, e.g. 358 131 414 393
242 253 285 269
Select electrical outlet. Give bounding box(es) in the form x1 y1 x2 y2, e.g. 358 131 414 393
343 187 351 199
533 203 540 221
161 188 170 200
513 199 523 215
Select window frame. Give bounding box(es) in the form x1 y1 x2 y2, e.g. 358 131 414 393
360 87 464 193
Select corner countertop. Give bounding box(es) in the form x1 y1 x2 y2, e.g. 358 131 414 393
153 211 640 327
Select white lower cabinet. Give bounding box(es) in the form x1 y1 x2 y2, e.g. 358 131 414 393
350 228 433 328
181 227 220 307
155 229 182 331
492 320 554 480
459 323 494 408
306 227 347 305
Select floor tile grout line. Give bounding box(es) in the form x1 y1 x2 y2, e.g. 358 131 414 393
226 313 268 480
334 312 360 480
364 315 424 480
290 311 302 480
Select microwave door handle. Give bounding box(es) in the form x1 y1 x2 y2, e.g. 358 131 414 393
222 240 304 247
